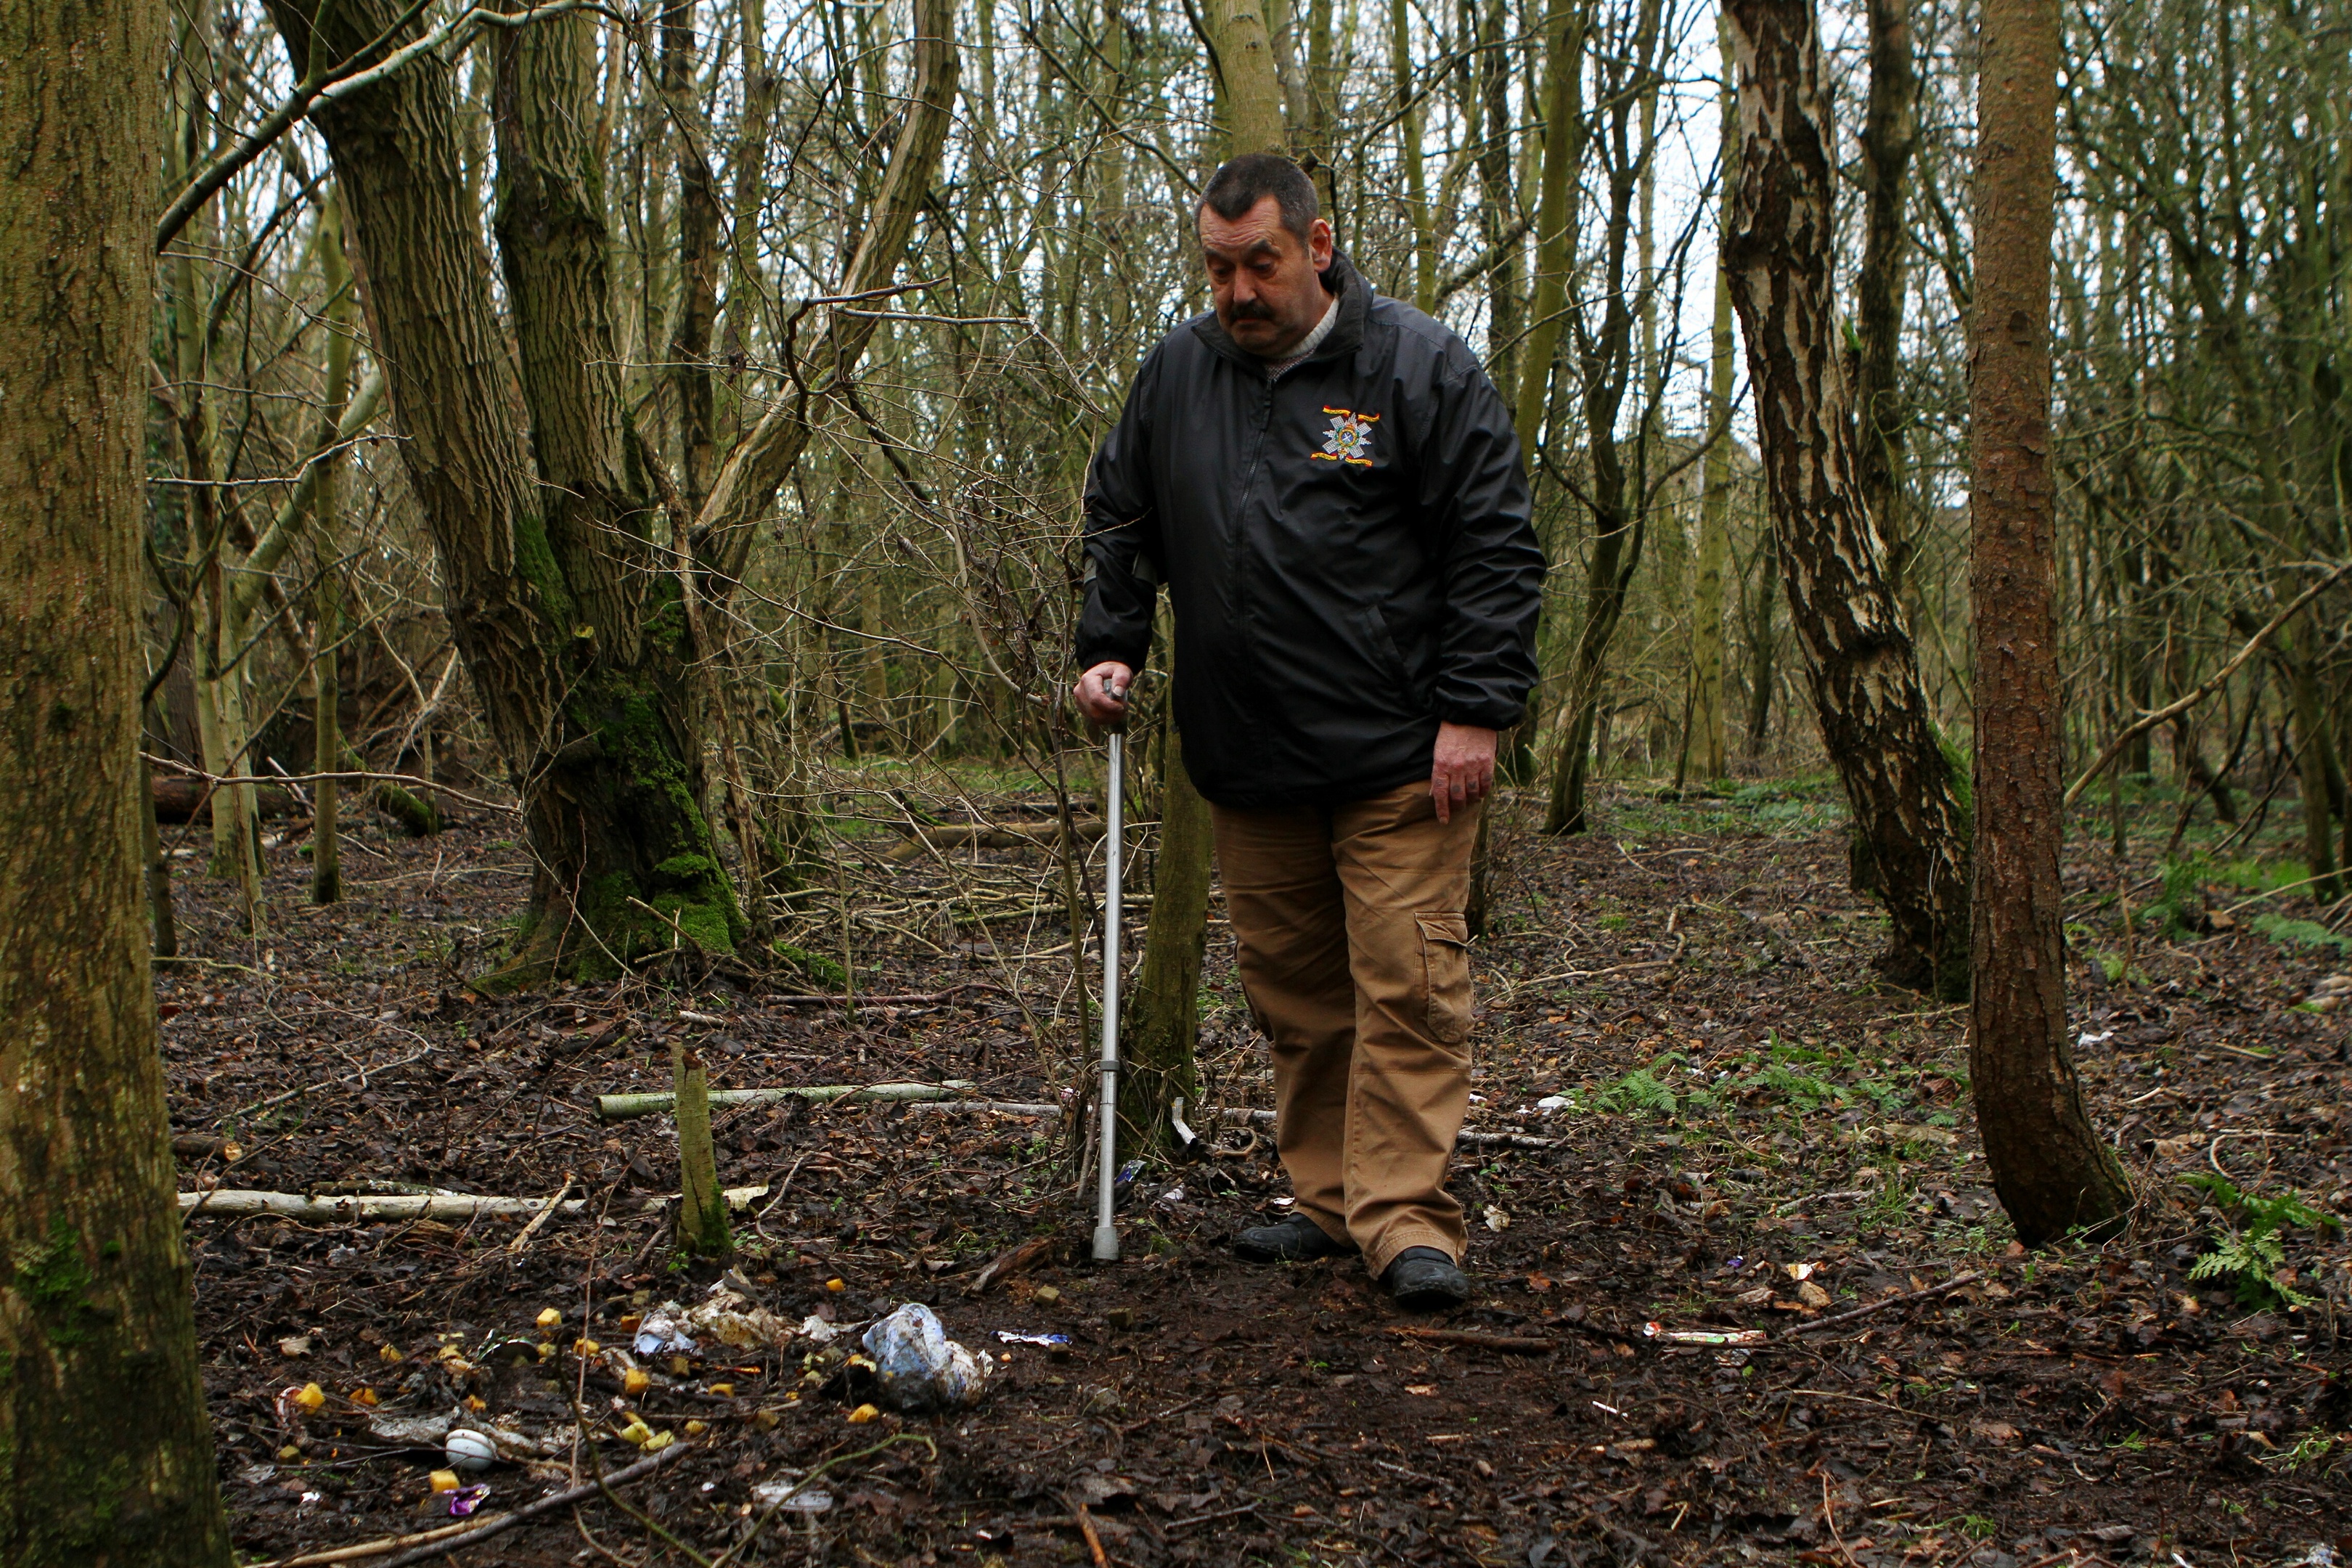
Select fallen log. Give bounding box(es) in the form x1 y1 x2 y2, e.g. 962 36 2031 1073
885 820 1103 861
179 1185 769 1220
152 775 299 822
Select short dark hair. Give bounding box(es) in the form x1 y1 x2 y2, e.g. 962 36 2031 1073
1199 153 1319 244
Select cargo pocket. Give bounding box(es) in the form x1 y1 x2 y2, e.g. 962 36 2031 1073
1415 913 1473 1045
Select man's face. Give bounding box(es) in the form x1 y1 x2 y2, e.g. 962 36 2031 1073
1199 195 1335 359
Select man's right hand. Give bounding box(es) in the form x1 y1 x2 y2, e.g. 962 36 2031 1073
1074 661 1133 725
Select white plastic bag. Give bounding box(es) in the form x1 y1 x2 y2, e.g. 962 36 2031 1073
860 1303 992 1412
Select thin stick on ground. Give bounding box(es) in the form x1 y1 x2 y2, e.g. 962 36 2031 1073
360 1443 687 1568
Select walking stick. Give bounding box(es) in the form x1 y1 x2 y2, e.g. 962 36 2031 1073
1092 728 1124 1263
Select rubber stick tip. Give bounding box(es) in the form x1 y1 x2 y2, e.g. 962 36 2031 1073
1091 1225 1121 1262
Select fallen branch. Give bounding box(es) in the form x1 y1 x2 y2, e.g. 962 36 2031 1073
152 776 301 822
1385 1325 1555 1355
144 755 515 817
1195 1105 1559 1150
2065 561 2352 806
256 1514 505 1568
886 821 1103 861
374 1441 687 1568
1782 1270 1980 1337
758 986 1008 1007
179 1185 768 1221
1458 1130 1565 1149
508 1174 574 1253
967 1234 1058 1294
594 1080 976 1122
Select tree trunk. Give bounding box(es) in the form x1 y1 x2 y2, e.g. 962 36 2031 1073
1852 0 1916 565
671 1040 735 1261
663 1 721 516
1120 732 1210 1146
1743 531 1780 759
264 0 743 987
1120 0 1294 1143
0 0 234 1556
1691 23 1736 783
1389 0 1436 310
1206 0 1286 155
1473 0 1519 404
1964 0 2131 1244
312 192 357 905
1539 0 1665 836
1722 0 1972 996
1508 0 1589 787
2281 652 2344 902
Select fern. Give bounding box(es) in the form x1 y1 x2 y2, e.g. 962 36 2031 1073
1597 1069 1681 1117
2179 1174 2335 1310
2141 854 2209 940
2251 913 2352 957
1742 1062 1845 1111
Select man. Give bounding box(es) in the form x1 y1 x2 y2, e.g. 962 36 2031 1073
1073 155 1543 1310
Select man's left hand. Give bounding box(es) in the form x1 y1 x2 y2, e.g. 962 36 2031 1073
1430 722 1497 825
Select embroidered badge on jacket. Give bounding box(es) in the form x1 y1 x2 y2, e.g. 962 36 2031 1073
1312 407 1381 466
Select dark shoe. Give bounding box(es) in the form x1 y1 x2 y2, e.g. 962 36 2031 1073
1383 1247 1470 1310
1233 1214 1357 1262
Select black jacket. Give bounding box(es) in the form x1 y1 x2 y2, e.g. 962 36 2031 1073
1077 252 1544 808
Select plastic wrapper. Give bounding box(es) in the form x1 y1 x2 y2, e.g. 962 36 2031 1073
682 1287 794 1351
632 1308 695 1357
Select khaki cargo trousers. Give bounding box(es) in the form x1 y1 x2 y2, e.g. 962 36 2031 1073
1210 783 1478 1276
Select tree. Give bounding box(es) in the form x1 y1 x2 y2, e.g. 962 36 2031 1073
1966 0 2132 1244
1119 731 1211 1144
259 0 955 987
1540 0 1670 836
1689 14 1738 783
1115 0 1302 1139
1852 0 1919 580
1721 0 1973 995
0 0 234 1559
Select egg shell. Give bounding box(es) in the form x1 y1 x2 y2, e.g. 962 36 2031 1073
444 1429 499 1471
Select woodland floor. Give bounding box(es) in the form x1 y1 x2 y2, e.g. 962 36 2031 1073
163 771 2352 1568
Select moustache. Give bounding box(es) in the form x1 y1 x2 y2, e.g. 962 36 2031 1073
1228 298 1275 322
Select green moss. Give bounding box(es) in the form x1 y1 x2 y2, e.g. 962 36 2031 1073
653 853 717 883
17 1216 102 1348
509 511 578 625
772 942 847 988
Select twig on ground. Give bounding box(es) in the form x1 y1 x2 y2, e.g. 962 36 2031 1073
594 1080 976 1120
179 1185 767 1221
254 1515 501 1568
362 1443 686 1568
1784 1272 1981 1338
1071 1501 1112 1568
1384 1325 1555 1355
507 1173 574 1252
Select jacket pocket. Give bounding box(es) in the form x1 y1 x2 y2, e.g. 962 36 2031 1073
1415 913 1473 1045
1355 605 1411 693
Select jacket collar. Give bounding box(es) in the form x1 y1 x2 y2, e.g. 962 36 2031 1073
1193 248 1371 371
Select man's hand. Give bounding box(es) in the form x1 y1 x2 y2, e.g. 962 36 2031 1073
1074 661 1134 726
1430 722 1497 824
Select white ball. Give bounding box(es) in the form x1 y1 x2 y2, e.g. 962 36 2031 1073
444 1429 498 1471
